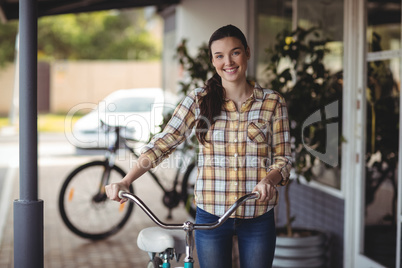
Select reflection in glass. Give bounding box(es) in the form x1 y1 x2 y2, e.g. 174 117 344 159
364 57 399 268
297 0 343 42
256 0 292 85
367 0 401 52
256 0 344 190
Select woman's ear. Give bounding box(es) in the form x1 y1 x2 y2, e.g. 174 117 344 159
246 46 251 59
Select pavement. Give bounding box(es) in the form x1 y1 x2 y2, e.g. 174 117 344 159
0 131 195 267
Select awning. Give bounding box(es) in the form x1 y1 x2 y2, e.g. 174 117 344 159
0 0 180 22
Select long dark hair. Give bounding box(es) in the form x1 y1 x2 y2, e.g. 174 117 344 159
196 25 249 145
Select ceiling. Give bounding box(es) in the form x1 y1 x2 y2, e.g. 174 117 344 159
0 0 180 22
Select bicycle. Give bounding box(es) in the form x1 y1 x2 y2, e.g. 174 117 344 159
119 190 260 268
58 122 198 240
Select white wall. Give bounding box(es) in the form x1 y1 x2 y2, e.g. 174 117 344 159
176 0 249 55
159 0 252 96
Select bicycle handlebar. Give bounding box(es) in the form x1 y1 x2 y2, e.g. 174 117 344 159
118 191 260 231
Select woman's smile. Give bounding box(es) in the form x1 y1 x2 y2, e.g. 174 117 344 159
224 66 239 74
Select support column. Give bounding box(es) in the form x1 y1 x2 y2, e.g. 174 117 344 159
13 0 44 267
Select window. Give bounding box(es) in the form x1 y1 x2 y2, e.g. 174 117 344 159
255 0 344 191
362 1 401 266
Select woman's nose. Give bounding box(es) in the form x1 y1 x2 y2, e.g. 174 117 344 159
224 56 234 66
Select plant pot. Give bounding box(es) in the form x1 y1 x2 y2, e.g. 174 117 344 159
273 228 327 268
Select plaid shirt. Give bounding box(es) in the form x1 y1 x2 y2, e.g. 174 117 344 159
142 82 292 218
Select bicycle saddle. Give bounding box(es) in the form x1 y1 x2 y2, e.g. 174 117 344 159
137 227 186 254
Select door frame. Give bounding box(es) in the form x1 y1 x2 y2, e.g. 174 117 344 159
344 0 402 267
343 0 367 266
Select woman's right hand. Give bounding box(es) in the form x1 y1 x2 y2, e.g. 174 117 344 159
105 154 152 203
105 181 130 203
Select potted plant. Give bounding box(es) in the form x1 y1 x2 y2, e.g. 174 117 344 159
264 27 342 267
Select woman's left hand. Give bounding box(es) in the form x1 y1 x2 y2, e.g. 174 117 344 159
253 169 282 202
253 178 277 202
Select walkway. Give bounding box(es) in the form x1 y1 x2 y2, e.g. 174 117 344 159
0 133 194 267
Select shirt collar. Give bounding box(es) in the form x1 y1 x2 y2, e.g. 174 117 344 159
199 81 264 101
251 81 264 101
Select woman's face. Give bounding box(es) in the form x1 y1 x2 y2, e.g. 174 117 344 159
210 36 250 86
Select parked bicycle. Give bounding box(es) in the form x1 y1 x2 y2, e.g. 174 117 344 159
119 190 260 268
58 122 198 240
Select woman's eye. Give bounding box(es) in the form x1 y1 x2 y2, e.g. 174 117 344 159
233 51 240 56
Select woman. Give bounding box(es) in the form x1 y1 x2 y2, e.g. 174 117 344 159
106 24 292 268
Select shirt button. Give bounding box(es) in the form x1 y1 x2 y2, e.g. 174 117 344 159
234 182 238 185
234 153 238 157
234 168 238 171
234 139 238 143
234 196 238 200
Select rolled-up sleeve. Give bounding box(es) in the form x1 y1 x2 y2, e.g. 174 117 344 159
268 94 292 186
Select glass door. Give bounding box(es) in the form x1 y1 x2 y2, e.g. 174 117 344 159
356 0 401 267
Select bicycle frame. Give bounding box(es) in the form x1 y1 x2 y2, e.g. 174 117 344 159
119 191 260 267
59 123 195 240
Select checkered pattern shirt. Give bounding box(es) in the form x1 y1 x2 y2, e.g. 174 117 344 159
142 82 292 218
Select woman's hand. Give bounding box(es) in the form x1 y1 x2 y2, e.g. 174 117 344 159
105 154 153 203
253 169 282 202
105 181 131 203
253 178 277 202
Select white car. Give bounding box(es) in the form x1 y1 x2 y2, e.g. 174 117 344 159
71 88 179 149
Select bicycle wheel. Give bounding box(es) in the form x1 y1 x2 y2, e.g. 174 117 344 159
59 160 134 240
181 162 197 219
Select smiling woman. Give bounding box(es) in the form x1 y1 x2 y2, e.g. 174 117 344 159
104 24 292 268
210 38 250 89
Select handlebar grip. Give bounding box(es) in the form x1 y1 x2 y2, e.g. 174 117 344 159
118 190 126 199
252 191 261 199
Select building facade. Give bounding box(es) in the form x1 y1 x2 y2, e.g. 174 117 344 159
159 0 402 267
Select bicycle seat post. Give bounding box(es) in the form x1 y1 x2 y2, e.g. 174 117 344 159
183 221 195 265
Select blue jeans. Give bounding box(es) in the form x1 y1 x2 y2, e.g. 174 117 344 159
195 207 276 268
